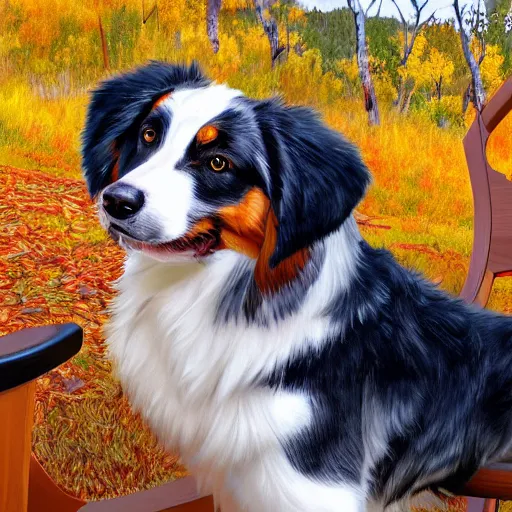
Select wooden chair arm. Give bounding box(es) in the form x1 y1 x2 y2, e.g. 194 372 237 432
78 476 213 511
463 462 512 501
0 323 83 392
481 78 512 133
0 323 82 511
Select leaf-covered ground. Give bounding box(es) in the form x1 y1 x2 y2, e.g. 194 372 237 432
0 163 506 510
0 165 186 500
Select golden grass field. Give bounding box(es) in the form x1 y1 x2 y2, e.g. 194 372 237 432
1 0 512 509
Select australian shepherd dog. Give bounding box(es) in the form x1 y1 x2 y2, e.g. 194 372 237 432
82 62 512 511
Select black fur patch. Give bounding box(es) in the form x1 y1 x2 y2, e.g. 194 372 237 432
216 243 325 325
263 240 512 505
175 101 268 217
250 97 371 268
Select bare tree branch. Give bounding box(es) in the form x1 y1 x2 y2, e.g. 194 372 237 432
391 0 438 112
254 0 285 67
391 0 407 27
391 0 408 64
365 0 378 18
453 0 487 111
143 3 157 24
376 0 383 17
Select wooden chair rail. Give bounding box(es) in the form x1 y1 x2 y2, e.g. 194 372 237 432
28 453 214 512
464 463 512 501
460 77 512 307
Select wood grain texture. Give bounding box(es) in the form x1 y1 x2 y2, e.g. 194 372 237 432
459 118 492 305
460 78 512 305
79 476 214 512
28 454 86 512
0 382 36 512
464 463 512 500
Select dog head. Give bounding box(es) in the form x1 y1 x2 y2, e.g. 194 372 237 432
82 61 370 289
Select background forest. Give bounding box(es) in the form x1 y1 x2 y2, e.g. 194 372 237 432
0 0 512 509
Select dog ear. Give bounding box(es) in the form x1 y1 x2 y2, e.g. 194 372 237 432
81 60 209 198
253 99 371 268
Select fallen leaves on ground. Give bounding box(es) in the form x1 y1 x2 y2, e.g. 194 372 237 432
0 165 186 500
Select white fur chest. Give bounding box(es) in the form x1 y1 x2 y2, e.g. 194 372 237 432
103 225 371 511
104 250 320 472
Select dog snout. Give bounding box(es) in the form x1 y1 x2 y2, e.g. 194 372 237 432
103 183 145 220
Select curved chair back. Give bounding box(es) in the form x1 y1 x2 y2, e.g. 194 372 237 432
460 78 512 306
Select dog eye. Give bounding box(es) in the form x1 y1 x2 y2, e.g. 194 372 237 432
209 156 228 172
142 127 157 144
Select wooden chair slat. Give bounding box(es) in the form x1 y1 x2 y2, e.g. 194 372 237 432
0 383 36 512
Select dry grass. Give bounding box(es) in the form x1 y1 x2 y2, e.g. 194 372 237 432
0 165 187 500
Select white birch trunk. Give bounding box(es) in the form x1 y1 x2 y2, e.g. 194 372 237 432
207 0 222 54
254 0 283 67
350 0 380 125
454 0 487 111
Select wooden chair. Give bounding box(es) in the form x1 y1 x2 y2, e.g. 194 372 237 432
459 78 512 308
2 77 512 512
458 76 512 512
2 321 510 512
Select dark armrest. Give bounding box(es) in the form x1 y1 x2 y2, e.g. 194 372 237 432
0 323 83 393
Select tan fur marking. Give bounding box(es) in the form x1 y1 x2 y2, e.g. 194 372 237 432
110 142 120 183
254 210 310 294
196 125 219 145
218 188 309 293
218 188 269 259
152 92 172 111
111 160 119 182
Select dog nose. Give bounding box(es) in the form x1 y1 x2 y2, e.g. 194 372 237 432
102 184 145 220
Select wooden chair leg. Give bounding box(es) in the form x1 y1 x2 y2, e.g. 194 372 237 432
473 269 495 308
29 454 86 512
484 499 499 512
0 382 36 512
468 498 500 512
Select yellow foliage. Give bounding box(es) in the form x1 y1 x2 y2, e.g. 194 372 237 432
336 55 360 93
222 0 252 12
0 78 84 172
424 47 454 87
158 0 188 34
486 110 512 180
397 33 429 89
419 94 462 126
480 44 505 95
336 55 395 103
469 39 504 95
288 6 307 25
279 49 343 106
337 56 359 83
374 73 397 104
